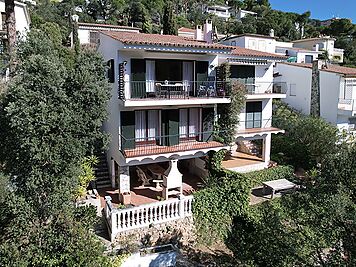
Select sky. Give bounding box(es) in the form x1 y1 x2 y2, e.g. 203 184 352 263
269 0 356 22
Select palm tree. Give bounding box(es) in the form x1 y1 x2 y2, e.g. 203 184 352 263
5 0 16 74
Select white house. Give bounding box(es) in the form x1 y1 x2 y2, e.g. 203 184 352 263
275 62 356 131
292 37 344 63
235 9 257 20
96 29 286 239
275 45 321 63
205 5 257 22
205 5 231 21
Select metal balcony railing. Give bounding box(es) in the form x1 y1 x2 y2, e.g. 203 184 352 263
119 131 225 158
121 80 288 100
125 80 230 99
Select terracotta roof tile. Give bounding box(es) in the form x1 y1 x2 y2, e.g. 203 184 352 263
78 22 140 31
100 31 231 50
231 47 287 59
178 27 195 33
280 62 356 77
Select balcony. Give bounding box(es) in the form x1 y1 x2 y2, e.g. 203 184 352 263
119 131 226 159
236 119 284 138
230 79 288 99
338 99 356 117
121 80 232 107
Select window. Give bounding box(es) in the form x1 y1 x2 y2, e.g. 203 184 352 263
135 110 159 142
179 108 200 138
305 55 313 63
290 84 297 96
245 101 262 129
89 31 100 44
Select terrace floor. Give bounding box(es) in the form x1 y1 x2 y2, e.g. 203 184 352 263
222 151 264 169
98 172 203 208
124 140 224 158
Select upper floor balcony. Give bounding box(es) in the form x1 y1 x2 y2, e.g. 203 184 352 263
120 79 287 107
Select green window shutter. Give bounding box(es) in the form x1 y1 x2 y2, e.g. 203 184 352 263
107 59 115 83
202 107 214 141
131 59 146 98
120 111 135 149
161 109 179 146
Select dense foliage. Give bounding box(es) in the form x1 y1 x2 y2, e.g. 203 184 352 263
228 146 356 266
272 100 339 169
193 150 293 244
0 29 111 265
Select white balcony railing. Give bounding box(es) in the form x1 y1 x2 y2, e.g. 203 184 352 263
104 195 194 241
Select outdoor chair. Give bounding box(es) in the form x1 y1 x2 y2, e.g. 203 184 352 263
136 167 153 187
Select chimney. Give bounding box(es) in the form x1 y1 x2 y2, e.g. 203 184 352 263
195 25 203 41
269 29 275 37
204 19 213 43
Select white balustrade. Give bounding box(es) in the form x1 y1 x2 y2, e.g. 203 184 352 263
105 195 194 241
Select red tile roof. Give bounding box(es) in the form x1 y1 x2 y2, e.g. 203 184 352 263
231 47 287 59
178 27 195 33
280 62 356 77
101 31 231 50
100 31 288 59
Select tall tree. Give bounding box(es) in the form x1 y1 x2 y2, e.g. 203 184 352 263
5 0 17 74
0 29 111 265
162 1 177 35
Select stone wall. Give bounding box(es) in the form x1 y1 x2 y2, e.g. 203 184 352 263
112 217 197 251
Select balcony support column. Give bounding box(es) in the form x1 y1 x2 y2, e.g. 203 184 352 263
262 134 271 164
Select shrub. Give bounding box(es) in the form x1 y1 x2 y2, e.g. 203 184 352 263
245 165 294 188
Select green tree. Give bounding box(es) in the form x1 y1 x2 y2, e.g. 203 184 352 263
272 101 339 169
162 1 177 35
0 29 111 266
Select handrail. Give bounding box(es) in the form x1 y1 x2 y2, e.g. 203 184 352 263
105 195 194 240
120 80 288 99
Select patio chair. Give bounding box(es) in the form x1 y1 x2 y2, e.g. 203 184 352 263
136 167 153 187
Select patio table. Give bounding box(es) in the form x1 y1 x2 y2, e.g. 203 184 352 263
262 178 296 199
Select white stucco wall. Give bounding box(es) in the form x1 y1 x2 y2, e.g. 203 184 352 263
238 98 273 131
319 71 340 124
275 63 312 115
98 34 123 180
78 29 90 44
255 63 273 93
0 1 30 37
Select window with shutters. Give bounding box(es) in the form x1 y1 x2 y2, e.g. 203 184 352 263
245 101 262 129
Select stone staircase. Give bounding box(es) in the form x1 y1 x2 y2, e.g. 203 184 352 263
238 140 261 157
94 152 111 189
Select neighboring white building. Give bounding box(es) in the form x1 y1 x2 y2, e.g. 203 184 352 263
76 22 140 46
205 5 231 21
205 5 257 21
275 62 356 131
221 33 277 54
275 45 321 63
235 9 257 20
292 37 344 63
0 0 30 38
96 29 286 238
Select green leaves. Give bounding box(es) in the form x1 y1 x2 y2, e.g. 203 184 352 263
0 30 111 265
